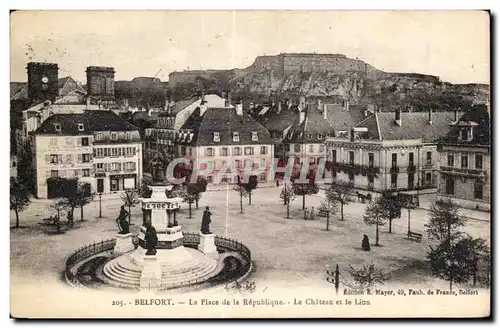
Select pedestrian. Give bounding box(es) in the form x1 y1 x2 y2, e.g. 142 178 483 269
310 206 315 220
276 179 280 187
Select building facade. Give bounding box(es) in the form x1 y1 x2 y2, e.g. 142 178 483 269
33 111 142 198
325 109 460 192
437 107 490 211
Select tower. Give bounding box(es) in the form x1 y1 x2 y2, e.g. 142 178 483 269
27 62 59 105
85 66 115 100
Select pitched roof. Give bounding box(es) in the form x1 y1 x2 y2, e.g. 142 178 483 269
441 106 490 145
260 109 299 132
357 111 460 142
10 82 27 99
180 107 273 146
35 110 139 135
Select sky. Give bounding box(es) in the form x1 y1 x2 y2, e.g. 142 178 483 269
10 10 490 84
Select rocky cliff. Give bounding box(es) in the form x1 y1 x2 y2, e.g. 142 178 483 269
168 54 489 111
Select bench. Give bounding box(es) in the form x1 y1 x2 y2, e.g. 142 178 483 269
408 231 423 242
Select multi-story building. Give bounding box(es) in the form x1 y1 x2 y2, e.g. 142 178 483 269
33 111 142 198
325 109 460 192
437 106 490 211
172 104 275 184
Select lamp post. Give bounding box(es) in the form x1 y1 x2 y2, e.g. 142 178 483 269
98 192 102 218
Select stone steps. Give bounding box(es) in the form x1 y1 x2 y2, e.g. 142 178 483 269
102 261 140 287
160 260 218 285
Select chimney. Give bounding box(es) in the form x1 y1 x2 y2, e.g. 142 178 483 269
364 109 369 117
236 103 243 116
344 100 350 111
454 109 459 122
323 104 327 119
395 109 402 126
428 108 433 125
299 111 306 125
350 128 355 142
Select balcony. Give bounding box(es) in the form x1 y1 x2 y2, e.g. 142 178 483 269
332 162 381 176
390 166 400 174
406 165 417 173
439 166 486 179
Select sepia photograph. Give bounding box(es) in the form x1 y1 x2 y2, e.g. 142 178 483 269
9 9 491 319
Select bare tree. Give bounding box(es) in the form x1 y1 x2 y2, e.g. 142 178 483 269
75 182 94 221
121 189 140 224
10 178 30 229
279 183 296 219
363 196 389 246
347 263 390 290
50 198 68 234
327 179 353 221
321 186 339 231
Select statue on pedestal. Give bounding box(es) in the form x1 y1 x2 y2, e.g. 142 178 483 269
150 156 166 184
144 222 158 255
117 205 130 234
201 206 212 234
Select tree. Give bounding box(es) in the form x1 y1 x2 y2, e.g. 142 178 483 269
379 191 402 233
138 179 152 198
182 184 199 218
75 182 94 222
327 179 353 221
291 175 319 210
279 183 296 219
193 176 208 209
454 236 490 287
10 178 30 229
61 186 80 228
363 197 389 246
50 198 68 234
241 175 259 205
347 263 390 290
322 186 340 231
121 189 140 224
233 183 248 214
401 195 418 237
425 199 465 242
16 144 36 194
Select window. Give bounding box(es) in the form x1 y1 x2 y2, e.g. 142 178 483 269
392 153 397 167
368 153 374 168
50 154 59 164
233 147 241 156
233 132 239 142
205 148 214 157
83 169 90 177
307 133 312 140
96 163 104 170
65 137 73 146
252 132 258 141
260 146 268 155
445 177 455 195
111 163 121 172
81 137 89 146
285 144 290 152
74 169 79 177
475 153 483 169
66 154 72 164
54 123 61 132
426 151 432 165
349 151 354 165
294 144 301 153
332 150 337 163
244 147 254 155
124 162 136 172
408 173 414 188
50 170 59 178
409 152 414 167
125 132 130 140
77 123 84 131
213 132 220 142
50 138 58 146
309 145 314 153
111 132 118 141
460 129 468 141
391 173 397 189
95 132 103 141
319 144 325 153
188 147 192 156
180 146 186 156
461 155 468 169
317 134 324 140
111 148 119 157
235 159 242 168
425 172 432 185
220 147 228 156
474 182 484 199
447 154 454 167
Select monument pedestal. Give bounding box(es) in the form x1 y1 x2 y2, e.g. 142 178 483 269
113 233 135 255
198 233 218 258
140 255 162 290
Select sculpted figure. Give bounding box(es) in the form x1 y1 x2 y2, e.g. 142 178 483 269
201 206 212 234
144 222 158 255
116 205 130 234
150 156 166 183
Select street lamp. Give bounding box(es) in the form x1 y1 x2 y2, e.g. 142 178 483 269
98 192 103 218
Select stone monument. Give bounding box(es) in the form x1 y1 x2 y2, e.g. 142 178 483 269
198 206 218 257
113 205 135 255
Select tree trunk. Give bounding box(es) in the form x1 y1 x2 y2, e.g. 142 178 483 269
286 203 290 219
340 202 344 221
449 278 453 292
240 194 243 213
128 205 132 224
326 213 330 231
56 210 61 233
249 192 252 205
389 219 392 233
188 201 192 218
302 194 305 210
80 205 84 222
195 197 199 209
15 209 19 228
375 218 379 246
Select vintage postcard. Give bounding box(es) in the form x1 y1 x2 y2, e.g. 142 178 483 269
9 10 491 319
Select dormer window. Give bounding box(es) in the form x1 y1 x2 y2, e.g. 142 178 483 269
317 134 324 140
77 123 84 131
54 123 61 132
125 132 130 140
288 133 293 140
213 132 220 142
95 132 103 141
252 132 258 141
233 132 240 142
308 133 312 140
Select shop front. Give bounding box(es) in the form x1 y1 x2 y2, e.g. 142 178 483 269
109 174 137 192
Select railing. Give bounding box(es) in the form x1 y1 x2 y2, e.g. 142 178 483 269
66 233 252 291
406 165 417 173
332 162 380 175
390 166 400 174
440 166 486 177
